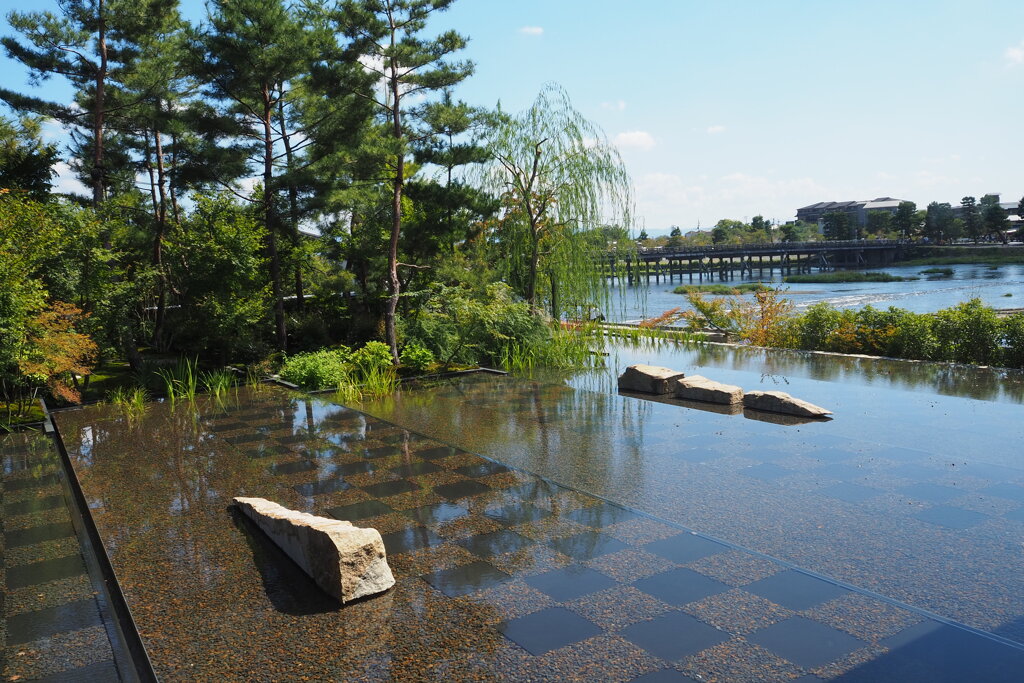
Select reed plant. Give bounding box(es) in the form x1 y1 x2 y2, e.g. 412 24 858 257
201 369 235 400
109 386 149 422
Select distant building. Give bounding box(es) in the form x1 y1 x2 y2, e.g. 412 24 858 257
796 197 906 227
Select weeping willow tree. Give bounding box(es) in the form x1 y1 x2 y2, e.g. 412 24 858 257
482 84 633 320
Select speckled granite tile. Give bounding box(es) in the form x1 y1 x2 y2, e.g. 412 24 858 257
565 586 674 630
5 572 96 615
513 516 593 541
4 536 82 567
487 545 575 577
388 543 478 575
810 644 888 679
682 589 795 635
801 592 923 642
3 624 114 681
433 514 505 540
585 549 678 583
451 579 554 625
3 507 73 531
379 488 446 511
684 550 785 587
678 637 804 683
518 634 665 683
603 517 684 546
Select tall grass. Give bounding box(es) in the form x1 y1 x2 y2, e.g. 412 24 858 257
201 369 235 400
332 366 399 403
157 358 200 408
109 386 149 422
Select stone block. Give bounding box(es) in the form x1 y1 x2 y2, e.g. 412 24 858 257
234 497 395 603
617 364 686 395
675 375 743 404
742 391 832 418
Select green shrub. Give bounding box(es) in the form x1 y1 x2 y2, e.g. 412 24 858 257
280 347 352 389
350 341 393 375
1002 313 1024 369
401 282 547 366
399 343 434 373
932 299 1001 364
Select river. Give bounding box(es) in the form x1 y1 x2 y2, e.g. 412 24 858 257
605 263 1024 323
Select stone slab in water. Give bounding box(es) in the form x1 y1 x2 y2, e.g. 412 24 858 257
742 390 832 418
675 375 743 405
233 497 395 603
617 364 685 395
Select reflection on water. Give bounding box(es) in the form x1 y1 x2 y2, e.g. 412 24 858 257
360 346 1024 644
609 263 1024 321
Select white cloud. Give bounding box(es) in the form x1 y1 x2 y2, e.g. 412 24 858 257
1005 40 1024 65
613 130 655 151
706 125 726 135
519 26 544 36
51 161 89 197
601 100 626 111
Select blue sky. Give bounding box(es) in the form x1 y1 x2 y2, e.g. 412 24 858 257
2 0 1023 235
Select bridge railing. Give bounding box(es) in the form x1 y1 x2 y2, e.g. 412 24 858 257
624 239 908 258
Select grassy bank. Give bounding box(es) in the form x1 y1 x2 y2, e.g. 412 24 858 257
673 283 773 295
784 271 913 283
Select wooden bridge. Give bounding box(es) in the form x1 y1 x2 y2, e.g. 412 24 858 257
605 239 909 284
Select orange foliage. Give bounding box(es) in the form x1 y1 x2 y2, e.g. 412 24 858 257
19 302 98 404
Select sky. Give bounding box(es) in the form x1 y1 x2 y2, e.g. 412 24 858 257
2 0 1023 236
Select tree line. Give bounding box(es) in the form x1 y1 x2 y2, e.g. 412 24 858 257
0 0 632 417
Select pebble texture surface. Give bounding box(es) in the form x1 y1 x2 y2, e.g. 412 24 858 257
45 382 1024 681
1 431 125 682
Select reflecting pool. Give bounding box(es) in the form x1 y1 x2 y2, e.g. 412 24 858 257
50 342 1024 680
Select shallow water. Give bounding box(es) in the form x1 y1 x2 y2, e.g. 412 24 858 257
607 263 1024 322
49 346 1024 680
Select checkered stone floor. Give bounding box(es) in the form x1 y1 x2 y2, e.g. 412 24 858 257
1 432 124 682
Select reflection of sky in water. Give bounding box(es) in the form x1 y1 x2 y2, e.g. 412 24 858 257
608 263 1024 321
360 344 1024 643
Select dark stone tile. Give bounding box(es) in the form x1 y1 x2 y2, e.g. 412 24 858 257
331 460 376 476
209 420 248 432
388 462 443 478
497 606 602 655
483 502 552 526
621 611 729 661
747 616 865 670
890 463 946 480
643 533 728 565
6 599 102 645
293 478 351 497
914 505 989 530
328 500 394 521
361 479 420 498
818 482 883 503
524 565 617 601
270 459 317 476
382 527 445 554
455 462 511 478
873 445 932 461
6 521 76 548
503 479 563 502
456 530 535 558
898 483 964 504
815 463 869 481
434 479 491 500
364 445 401 459
303 446 349 460
548 532 630 561
405 502 469 526
6 494 65 516
423 560 511 598
7 554 86 589
831 620 1024 682
4 473 60 491
742 463 793 481
224 432 264 445
244 444 293 459
416 445 456 460
1004 507 1024 523
674 448 727 463
276 434 311 445
982 483 1024 503
744 570 850 610
633 568 729 606
563 501 642 528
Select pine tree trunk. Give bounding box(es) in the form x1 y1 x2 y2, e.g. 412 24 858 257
384 45 402 364
263 93 287 351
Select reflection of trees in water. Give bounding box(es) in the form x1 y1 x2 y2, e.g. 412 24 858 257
685 341 1024 403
